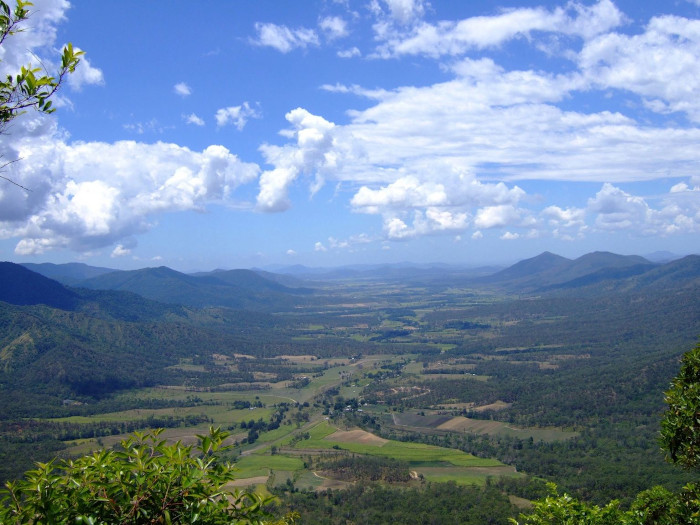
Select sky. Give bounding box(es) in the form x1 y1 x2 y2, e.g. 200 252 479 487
0 0 699 271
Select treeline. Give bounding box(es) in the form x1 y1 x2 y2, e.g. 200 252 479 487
0 414 211 485
272 482 518 524
314 455 411 483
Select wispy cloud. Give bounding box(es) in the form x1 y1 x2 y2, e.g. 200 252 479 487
253 22 319 53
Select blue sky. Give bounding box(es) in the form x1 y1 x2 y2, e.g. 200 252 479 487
0 0 699 271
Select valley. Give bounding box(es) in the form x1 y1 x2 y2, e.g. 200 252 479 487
1 251 699 521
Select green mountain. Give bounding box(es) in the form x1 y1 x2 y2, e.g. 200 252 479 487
21 262 116 286
78 266 312 310
481 251 571 284
0 263 287 415
479 251 657 292
0 262 80 310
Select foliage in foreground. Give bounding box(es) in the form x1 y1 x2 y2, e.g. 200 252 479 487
513 341 700 524
1 0 82 129
0 427 295 524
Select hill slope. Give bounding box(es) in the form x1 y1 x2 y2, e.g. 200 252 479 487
79 266 312 310
0 262 79 310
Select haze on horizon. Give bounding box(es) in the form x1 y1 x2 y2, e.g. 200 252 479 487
1 0 699 271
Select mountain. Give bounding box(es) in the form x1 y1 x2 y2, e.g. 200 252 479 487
21 262 116 286
194 268 313 293
0 262 79 310
478 251 657 292
0 263 287 415
628 254 700 290
528 254 699 295
78 266 313 310
546 252 653 284
481 251 570 283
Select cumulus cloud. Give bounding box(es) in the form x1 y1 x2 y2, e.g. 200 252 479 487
111 244 131 257
253 22 319 53
256 108 339 212
320 16 349 39
578 15 700 121
542 205 587 239
474 205 524 229
173 82 192 97
215 103 261 130
67 53 104 90
585 182 700 236
0 124 260 253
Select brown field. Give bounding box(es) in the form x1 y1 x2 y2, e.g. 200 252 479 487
438 417 504 433
471 400 512 412
436 416 577 441
326 429 388 446
279 355 318 362
226 476 269 488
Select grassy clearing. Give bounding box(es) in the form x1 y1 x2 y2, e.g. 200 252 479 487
294 423 504 468
233 455 305 478
417 465 521 486
437 416 578 441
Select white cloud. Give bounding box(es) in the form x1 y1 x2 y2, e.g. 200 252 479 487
0 126 260 253
351 172 524 216
215 103 261 130
286 249 297 256
67 53 104 90
501 231 520 240
256 108 338 212
0 1 103 95
320 16 349 39
184 113 205 126
173 82 192 97
374 0 427 25
474 205 523 229
542 205 587 239
578 15 700 122
373 0 623 58
338 46 361 58
123 119 171 135
314 241 327 252
111 244 131 257
253 22 319 53
585 183 700 236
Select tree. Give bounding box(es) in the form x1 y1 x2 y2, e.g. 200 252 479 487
1 0 82 187
0 427 297 524
660 340 700 471
512 341 700 524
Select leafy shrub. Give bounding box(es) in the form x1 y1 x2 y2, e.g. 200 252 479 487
0 427 297 524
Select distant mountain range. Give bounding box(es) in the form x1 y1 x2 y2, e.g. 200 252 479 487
4 251 697 309
476 251 700 294
17 264 313 311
